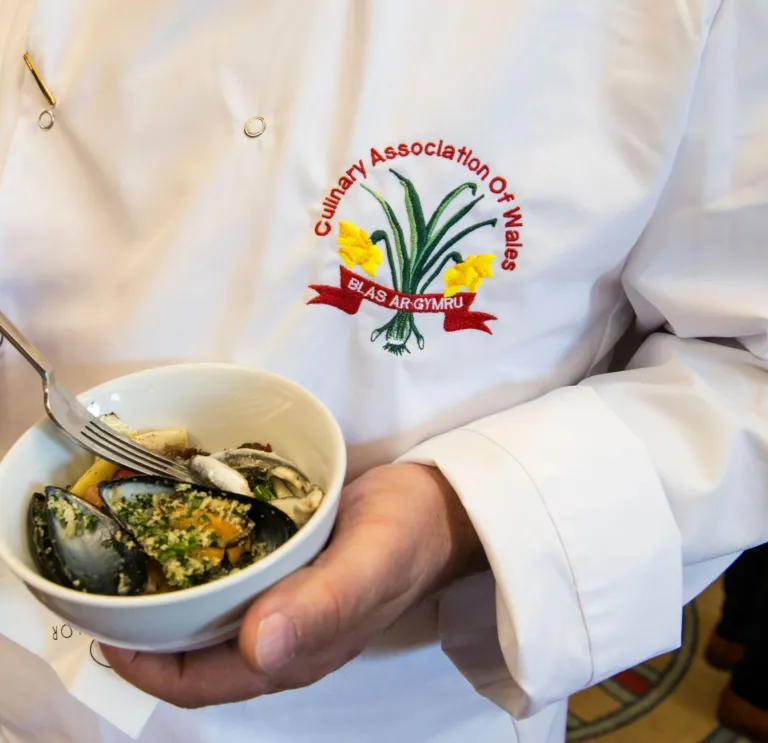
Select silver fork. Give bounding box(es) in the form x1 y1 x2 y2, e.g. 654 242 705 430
0 308 197 484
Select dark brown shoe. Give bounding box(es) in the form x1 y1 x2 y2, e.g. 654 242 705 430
718 687 768 742
705 633 745 671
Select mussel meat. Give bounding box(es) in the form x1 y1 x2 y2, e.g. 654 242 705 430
188 448 326 528
189 455 251 497
212 448 317 495
269 489 325 529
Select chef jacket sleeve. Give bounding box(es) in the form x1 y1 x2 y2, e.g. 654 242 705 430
399 0 768 720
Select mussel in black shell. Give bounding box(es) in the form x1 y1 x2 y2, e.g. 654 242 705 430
28 471 299 595
98 475 298 590
29 492 74 587
29 487 148 595
211 448 316 495
188 448 326 528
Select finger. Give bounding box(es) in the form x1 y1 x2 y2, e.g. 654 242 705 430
239 513 422 685
101 640 271 709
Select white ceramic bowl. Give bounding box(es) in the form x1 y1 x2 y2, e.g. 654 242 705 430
0 363 346 653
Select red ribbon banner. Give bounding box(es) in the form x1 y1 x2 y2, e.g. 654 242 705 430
308 266 497 334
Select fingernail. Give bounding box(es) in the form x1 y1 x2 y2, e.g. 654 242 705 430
255 613 296 674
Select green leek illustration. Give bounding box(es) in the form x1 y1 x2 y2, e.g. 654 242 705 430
338 169 498 355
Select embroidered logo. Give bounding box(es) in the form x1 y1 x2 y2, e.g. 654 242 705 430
308 141 523 355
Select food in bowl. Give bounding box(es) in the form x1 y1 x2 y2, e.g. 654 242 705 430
28 413 326 597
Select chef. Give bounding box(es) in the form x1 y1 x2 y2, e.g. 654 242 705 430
0 1 766 742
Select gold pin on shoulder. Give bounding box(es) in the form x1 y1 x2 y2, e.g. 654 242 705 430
23 53 56 107
23 52 57 130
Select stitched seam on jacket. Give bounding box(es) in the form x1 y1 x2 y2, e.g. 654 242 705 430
455 426 597 688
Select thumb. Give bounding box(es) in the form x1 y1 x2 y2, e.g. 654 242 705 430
238 519 419 683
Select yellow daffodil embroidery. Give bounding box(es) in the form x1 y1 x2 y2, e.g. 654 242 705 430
443 255 495 297
337 221 383 277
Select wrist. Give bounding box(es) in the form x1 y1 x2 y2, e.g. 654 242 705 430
400 463 489 592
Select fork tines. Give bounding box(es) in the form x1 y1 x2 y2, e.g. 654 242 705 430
82 420 193 482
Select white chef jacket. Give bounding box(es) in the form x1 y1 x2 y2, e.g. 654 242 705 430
0 1 766 742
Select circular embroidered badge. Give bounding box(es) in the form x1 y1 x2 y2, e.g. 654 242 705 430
566 602 699 741
307 140 524 356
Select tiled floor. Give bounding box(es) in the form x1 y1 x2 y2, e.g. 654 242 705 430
567 579 755 743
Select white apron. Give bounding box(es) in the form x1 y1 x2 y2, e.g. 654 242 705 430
2 1 767 741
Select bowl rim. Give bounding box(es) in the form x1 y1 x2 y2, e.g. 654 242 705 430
0 362 347 608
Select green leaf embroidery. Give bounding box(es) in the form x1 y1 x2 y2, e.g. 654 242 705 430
390 169 427 289
361 183 411 292
370 229 399 292
412 195 486 283
419 218 498 280
357 171 499 355
425 182 478 239
419 251 463 293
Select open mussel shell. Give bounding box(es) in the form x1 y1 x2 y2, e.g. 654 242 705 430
237 488 300 552
98 475 299 556
28 493 72 588
98 476 176 527
211 448 315 495
269 489 325 529
40 487 148 595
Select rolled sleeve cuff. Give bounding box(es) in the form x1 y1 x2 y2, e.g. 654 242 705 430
398 386 683 717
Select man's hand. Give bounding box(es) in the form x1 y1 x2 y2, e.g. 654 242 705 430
101 463 487 708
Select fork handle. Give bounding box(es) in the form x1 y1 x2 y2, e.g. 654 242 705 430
0 307 52 380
